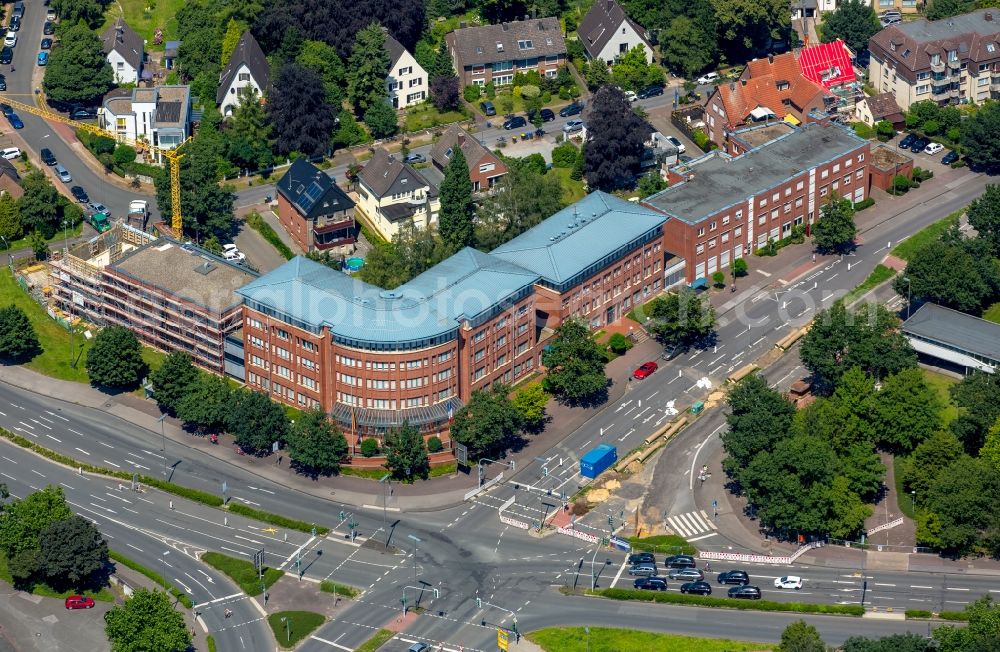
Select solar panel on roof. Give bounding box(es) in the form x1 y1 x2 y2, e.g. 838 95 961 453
297 180 325 213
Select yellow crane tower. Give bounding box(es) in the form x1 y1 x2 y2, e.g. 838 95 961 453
3 98 187 235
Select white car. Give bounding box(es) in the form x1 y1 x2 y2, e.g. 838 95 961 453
624 90 638 103
924 142 944 155
774 575 803 590
222 243 241 255
666 135 686 154
4 32 16 48
696 72 720 85
46 10 57 21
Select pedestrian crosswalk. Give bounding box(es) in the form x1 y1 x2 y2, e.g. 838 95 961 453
665 510 718 540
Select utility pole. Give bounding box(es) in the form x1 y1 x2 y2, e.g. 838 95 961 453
379 474 391 548
407 534 421 584
157 414 168 478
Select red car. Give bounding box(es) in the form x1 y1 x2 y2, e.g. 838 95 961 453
64 595 95 609
633 361 658 379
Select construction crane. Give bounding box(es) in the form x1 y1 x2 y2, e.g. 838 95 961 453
3 97 187 235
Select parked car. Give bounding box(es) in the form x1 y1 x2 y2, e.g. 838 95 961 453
899 133 918 149
559 102 583 117
1 147 20 160
54 163 71 183
539 108 555 122
480 100 496 116
562 119 584 134
46 9 57 21
680 581 712 595
628 552 656 565
0 74 6 91
408 644 429 652
661 344 682 361
924 142 944 155
6 112 23 129
624 90 638 102
0 103 12 116
717 570 750 585
665 554 697 569
70 186 89 203
942 150 959 165
40 37 51 50
665 135 686 154
774 575 803 590
4 32 16 48
404 153 426 164
65 595 95 609
87 202 109 215
43 21 54 35
40 148 56 165
633 361 658 379
503 115 527 130
696 72 720 85
633 576 668 591
627 562 659 576
37 51 48 65
8 17 19 32
910 137 929 153
637 84 664 99
70 106 97 120
668 568 705 581
0 46 12 64
728 585 762 600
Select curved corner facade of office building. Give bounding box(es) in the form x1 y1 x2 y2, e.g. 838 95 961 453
237 191 670 449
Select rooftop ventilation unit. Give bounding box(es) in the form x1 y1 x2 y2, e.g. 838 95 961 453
194 261 215 275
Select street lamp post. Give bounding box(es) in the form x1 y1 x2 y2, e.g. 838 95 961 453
590 543 602 590
910 490 916 513
407 534 421 584
157 414 168 478
280 616 291 643
902 276 912 320
379 474 391 548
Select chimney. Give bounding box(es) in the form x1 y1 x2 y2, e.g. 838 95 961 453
729 81 735 91
457 133 466 147
741 79 747 86
987 12 994 21
768 53 774 64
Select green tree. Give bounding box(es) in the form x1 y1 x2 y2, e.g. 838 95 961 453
827 474 873 539
820 0 880 53
0 192 22 241
28 231 48 261
450 386 522 459
645 287 716 349
37 516 109 591
933 595 1000 651
840 442 885 501
584 58 611 90
85 326 146 389
611 45 663 92
150 352 200 415
225 88 274 171
0 486 73 562
51 0 107 27
792 369 877 451
893 235 1000 314
220 18 247 65
42 23 113 104
360 438 380 457
842 633 938 652
732 258 748 276
18 170 62 239
511 384 548 432
800 302 916 393
227 391 289 453
286 407 348 477
332 111 369 149
268 63 336 157
918 456 1000 555
438 148 475 251
967 183 1000 256
347 22 391 113
104 589 191 652
813 196 857 254
722 374 796 476
871 368 942 452
0 305 39 360
949 371 1000 454
297 40 347 109
383 422 430 479
712 0 790 57
474 165 564 251
875 120 896 141
926 0 967 21
980 418 1000 474
175 374 232 432
637 172 667 199
541 318 609 406
962 101 1000 170
778 620 827 652
661 16 717 79
363 101 398 139
900 430 964 501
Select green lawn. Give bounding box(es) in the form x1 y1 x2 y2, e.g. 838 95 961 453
893 455 915 520
843 264 897 305
626 534 696 556
528 628 773 652
4 223 83 253
548 167 586 203
355 629 395 652
403 103 468 133
267 611 325 649
319 580 360 599
891 210 962 261
983 302 1000 324
921 369 959 427
201 552 284 596
105 0 186 50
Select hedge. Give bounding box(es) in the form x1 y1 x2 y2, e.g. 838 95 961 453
201 552 283 595
905 609 932 619
595 588 865 616
319 580 360 598
207 636 217 652
109 550 194 608
226 503 330 536
853 197 875 211
245 212 294 260
937 610 969 621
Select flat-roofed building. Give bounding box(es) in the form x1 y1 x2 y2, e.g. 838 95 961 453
902 303 1000 374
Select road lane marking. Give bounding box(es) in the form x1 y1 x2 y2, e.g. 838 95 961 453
911 585 932 589
947 587 970 591
689 424 725 490
75 447 90 455
688 532 717 542
103 459 121 468
68 428 85 436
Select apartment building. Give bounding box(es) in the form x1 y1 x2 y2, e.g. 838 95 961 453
869 9 1000 110
446 18 567 87
644 122 870 282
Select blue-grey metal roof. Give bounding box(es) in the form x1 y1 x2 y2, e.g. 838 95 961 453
902 303 1000 362
489 191 666 285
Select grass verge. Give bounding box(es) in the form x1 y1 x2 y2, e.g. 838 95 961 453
226 504 329 536
905 609 933 619
893 455 915 520
403 103 468 132
319 580 360 599
355 629 395 652
207 635 217 652
246 212 294 260
201 552 283 596
592 587 866 616
109 550 193 608
0 553 114 602
626 534 696 556
843 264 896 305
984 302 1000 324
527 627 773 652
429 461 458 478
891 209 962 261
267 610 325 648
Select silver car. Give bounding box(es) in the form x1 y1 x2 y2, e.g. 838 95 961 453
667 568 704 581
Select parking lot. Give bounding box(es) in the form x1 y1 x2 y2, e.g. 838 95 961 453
0 589 111 652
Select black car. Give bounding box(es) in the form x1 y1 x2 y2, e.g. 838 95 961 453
0 47 12 65
942 150 959 165
0 103 12 116
40 148 56 166
539 108 555 122
0 74 6 91
633 576 668 591
46 99 77 113
680 581 712 595
899 133 918 149
628 552 656 565
717 570 750 585
664 554 697 569
70 106 97 120
43 21 54 36
480 100 496 116
727 585 762 600
559 102 583 117
910 137 929 153
503 115 527 130
41 38 52 50
9 16 20 32
70 186 89 203
637 85 664 99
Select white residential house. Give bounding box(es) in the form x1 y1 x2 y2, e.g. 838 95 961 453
355 149 440 241
99 86 191 162
386 34 428 109
100 18 144 85
578 0 654 64
217 31 271 117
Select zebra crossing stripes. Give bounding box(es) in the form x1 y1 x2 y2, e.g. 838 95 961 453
666 510 718 539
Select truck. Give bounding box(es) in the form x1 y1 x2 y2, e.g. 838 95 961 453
88 212 110 233
127 200 148 230
580 443 617 479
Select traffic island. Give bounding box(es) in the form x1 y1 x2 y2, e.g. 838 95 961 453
267 610 325 649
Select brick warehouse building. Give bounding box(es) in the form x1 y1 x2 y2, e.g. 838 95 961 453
236 192 667 449
643 122 870 282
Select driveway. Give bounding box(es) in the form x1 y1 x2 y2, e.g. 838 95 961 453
0 588 111 652
233 214 289 273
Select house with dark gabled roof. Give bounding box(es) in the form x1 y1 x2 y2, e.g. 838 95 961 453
275 158 356 254
386 34 428 109
217 31 271 117
100 18 144 85
430 125 508 192
445 17 567 87
356 149 440 241
0 157 22 199
578 0 653 64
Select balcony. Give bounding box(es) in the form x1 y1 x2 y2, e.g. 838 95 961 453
930 60 945 73
313 215 355 235
947 57 962 70
930 75 950 87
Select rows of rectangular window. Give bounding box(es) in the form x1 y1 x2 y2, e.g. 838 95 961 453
337 387 452 408
335 352 451 369
335 372 454 389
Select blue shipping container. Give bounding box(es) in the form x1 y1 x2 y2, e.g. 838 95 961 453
580 444 617 479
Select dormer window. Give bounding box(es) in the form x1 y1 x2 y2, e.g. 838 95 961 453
517 39 533 50
901 48 910 58
475 46 483 54
988 43 997 53
931 53 941 65
445 147 453 159
776 80 789 91
948 49 958 62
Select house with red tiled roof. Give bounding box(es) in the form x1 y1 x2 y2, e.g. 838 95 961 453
704 52 833 152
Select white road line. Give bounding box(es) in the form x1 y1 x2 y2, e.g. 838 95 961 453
192 592 244 608
688 532 717 542
75 447 90 455
46 434 62 443
68 428 85 436
947 587 970 591
310 636 354 651
46 411 69 422
98 441 114 449
689 424 725 490
103 459 121 468
700 510 719 530
610 557 628 588
910 585 932 589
